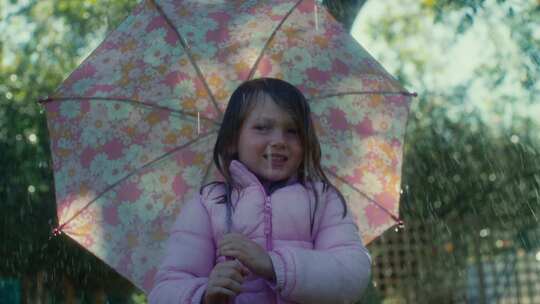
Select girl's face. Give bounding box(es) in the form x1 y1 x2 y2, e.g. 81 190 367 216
237 93 303 183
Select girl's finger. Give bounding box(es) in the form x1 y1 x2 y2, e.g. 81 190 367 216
218 240 234 252
216 265 245 282
208 286 237 298
221 250 247 264
219 236 241 248
231 258 250 277
215 260 240 269
220 243 249 258
239 265 250 276
218 242 233 252
213 277 243 294
216 260 249 278
233 259 250 276
219 243 242 255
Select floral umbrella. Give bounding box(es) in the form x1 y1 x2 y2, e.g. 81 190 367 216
41 0 413 292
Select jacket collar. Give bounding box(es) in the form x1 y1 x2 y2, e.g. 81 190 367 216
229 160 298 194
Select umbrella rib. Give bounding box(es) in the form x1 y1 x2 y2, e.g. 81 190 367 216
39 96 220 126
247 0 304 80
324 168 401 223
312 91 417 100
151 0 223 119
56 129 218 232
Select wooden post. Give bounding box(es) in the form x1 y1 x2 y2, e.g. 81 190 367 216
63 275 76 304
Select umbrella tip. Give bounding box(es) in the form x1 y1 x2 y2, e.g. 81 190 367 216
394 219 405 232
49 226 64 240
38 96 52 104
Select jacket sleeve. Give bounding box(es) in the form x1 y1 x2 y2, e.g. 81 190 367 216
148 193 215 304
268 187 372 304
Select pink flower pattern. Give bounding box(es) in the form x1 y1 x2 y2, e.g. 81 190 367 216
44 0 411 292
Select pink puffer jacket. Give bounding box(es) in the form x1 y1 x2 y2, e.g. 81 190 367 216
149 160 371 304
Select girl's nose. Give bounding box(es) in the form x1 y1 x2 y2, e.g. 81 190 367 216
269 130 286 147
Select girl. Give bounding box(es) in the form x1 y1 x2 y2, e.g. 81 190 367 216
149 78 371 304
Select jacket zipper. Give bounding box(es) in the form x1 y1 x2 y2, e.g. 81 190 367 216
263 195 273 251
230 163 280 302
263 195 279 304
261 190 280 303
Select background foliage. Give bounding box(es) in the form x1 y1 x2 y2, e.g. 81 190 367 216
353 0 539 301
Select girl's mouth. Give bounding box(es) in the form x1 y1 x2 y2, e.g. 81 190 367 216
263 154 288 166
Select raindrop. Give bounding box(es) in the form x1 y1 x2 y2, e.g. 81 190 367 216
197 112 200 135
443 223 451 235
510 135 519 144
15 134 22 141
488 174 496 182
427 176 435 183
452 174 461 183
28 185 36 193
10 74 17 82
536 251 540 261
525 200 537 221
181 36 190 49
479 228 490 237
314 2 319 32
495 240 504 248
6 92 13 100
28 133 37 143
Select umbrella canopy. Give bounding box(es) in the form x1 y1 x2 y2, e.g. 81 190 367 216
41 0 412 292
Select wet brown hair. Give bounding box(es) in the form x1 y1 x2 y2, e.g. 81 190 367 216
203 77 346 233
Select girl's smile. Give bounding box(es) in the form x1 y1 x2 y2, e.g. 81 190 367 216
237 93 303 183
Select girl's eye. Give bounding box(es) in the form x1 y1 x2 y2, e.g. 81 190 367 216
287 128 298 134
254 125 269 131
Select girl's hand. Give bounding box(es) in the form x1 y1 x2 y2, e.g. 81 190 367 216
219 233 275 281
204 260 248 304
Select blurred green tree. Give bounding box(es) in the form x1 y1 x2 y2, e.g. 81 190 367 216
1 0 138 302
353 0 540 301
